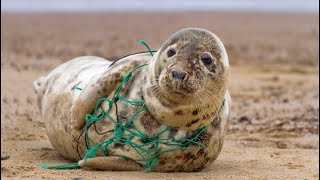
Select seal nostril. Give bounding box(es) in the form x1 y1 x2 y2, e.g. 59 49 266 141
171 70 187 80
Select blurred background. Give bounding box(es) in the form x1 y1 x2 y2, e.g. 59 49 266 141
2 0 319 12
1 0 319 179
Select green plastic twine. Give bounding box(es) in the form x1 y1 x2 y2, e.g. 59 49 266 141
40 40 217 172
139 40 154 56
39 163 80 170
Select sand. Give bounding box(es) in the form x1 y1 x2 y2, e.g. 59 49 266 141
1 11 319 179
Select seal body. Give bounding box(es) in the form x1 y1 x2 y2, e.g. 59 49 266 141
34 28 231 172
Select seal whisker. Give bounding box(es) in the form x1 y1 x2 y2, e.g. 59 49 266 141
197 97 210 120
202 90 219 109
202 89 223 109
195 92 210 120
194 92 206 118
206 84 225 95
201 91 220 118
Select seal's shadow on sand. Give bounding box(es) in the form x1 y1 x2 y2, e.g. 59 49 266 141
34 142 237 174
29 140 73 165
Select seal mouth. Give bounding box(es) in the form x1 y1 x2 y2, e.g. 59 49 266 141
164 82 200 96
158 77 201 96
170 90 190 96
158 80 195 97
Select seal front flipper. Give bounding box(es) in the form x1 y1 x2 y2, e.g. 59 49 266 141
70 70 123 130
33 76 46 112
70 59 143 130
79 157 144 171
33 76 46 94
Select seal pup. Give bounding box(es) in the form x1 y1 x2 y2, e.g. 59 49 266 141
33 27 231 172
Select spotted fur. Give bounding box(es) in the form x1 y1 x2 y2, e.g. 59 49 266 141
34 28 231 172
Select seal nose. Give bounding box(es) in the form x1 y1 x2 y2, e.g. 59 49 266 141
171 69 187 80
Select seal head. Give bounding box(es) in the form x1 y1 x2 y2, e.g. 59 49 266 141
142 27 229 130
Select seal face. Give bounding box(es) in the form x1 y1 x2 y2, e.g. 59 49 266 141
34 27 231 172
143 28 229 130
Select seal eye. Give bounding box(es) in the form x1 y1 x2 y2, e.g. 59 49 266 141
167 49 176 57
201 54 213 66
201 53 216 72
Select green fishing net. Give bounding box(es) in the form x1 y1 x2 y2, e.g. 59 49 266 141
40 40 212 172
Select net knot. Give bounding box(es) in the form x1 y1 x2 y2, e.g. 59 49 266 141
113 96 119 102
115 122 124 134
141 136 153 144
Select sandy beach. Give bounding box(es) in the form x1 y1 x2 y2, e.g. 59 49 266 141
1 11 319 179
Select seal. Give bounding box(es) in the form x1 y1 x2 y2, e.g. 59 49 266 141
33 27 231 172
